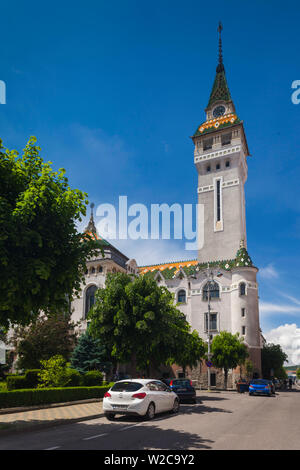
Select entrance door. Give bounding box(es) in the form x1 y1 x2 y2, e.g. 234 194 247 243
210 373 216 387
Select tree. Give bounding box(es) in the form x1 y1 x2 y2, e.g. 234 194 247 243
210 331 249 389
261 343 288 379
88 273 197 375
169 330 205 377
0 137 101 328
70 331 112 374
10 313 78 370
38 355 71 388
297 368 300 380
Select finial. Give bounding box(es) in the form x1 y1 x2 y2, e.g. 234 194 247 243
216 21 224 73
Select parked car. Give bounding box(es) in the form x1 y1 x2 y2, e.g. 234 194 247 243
162 378 197 403
249 379 274 397
103 379 180 420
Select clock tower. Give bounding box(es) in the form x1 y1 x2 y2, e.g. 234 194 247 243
192 23 250 263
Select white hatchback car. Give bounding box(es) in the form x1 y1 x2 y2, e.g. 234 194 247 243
103 379 180 420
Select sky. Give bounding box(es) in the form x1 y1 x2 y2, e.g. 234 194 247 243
1 0 300 365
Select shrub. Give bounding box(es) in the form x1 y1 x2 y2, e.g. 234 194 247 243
24 370 40 388
65 368 83 387
0 385 111 409
38 355 70 388
83 370 103 386
6 375 28 391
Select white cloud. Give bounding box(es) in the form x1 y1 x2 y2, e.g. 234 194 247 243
259 264 279 279
264 323 300 366
259 302 300 315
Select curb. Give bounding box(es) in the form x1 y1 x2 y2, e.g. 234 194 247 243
0 398 103 415
0 411 105 436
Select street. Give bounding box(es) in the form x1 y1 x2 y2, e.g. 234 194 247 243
0 388 299 450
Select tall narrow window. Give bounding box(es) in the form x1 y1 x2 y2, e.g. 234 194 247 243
177 290 186 303
216 179 221 222
85 285 97 317
239 282 246 296
205 312 218 331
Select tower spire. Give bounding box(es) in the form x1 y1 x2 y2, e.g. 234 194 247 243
217 21 224 72
85 202 97 234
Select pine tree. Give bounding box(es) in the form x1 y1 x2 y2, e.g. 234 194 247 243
70 331 111 374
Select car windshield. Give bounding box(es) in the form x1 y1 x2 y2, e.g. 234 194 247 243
111 381 143 392
251 379 269 385
171 380 191 386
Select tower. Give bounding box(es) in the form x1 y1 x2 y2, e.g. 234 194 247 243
192 23 250 263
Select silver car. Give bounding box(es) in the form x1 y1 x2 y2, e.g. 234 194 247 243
103 379 180 420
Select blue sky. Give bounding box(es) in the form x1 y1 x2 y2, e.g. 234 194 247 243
1 0 300 364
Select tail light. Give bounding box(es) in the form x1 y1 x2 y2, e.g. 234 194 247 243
132 392 146 399
190 380 193 386
104 392 111 398
264 386 269 390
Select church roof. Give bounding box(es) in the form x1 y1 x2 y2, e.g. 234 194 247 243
193 113 241 137
207 67 232 109
138 243 254 279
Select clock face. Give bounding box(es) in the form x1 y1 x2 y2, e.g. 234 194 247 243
213 105 226 118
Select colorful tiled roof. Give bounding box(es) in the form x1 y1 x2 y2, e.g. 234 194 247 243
193 113 241 137
207 68 232 108
138 244 254 279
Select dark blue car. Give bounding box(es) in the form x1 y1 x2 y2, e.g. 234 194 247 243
249 379 274 396
162 379 197 403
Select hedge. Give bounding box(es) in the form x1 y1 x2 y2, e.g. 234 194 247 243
6 370 41 391
0 384 114 409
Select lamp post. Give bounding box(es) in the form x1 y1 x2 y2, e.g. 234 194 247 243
204 264 223 391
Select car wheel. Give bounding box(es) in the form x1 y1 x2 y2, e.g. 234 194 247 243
145 402 155 420
249 393 253 396
105 413 115 421
171 398 180 414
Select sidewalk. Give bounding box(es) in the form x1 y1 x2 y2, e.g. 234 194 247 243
0 399 104 435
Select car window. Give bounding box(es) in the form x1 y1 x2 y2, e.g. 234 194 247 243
111 382 143 392
146 382 160 391
154 381 168 392
251 379 268 385
172 379 191 387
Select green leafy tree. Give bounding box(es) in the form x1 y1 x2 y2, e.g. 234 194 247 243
10 313 78 370
296 368 300 380
210 331 249 389
261 343 288 379
0 137 101 328
88 273 195 376
70 331 112 374
169 330 206 377
38 355 71 388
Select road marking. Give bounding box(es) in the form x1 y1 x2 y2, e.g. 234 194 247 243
83 432 108 441
44 446 61 450
119 424 141 431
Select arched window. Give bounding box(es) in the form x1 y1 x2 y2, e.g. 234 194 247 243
85 285 97 317
202 281 220 301
239 282 246 296
98 265 103 273
177 290 186 303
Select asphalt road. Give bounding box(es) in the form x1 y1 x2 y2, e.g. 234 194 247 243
0 388 299 451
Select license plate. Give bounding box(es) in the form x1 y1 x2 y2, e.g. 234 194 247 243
177 388 187 392
112 405 128 410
